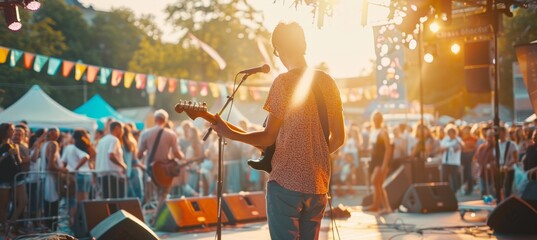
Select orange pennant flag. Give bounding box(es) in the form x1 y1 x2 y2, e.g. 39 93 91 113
0 47 9 64
168 78 178 93
86 65 100 83
124 72 135 88
111 70 124 87
74 63 88 81
135 74 147 89
157 76 167 92
23 52 35 69
62 61 75 77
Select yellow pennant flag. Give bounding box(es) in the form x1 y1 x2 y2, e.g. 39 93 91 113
124 72 136 88
0 47 9 64
75 63 88 81
209 82 220 98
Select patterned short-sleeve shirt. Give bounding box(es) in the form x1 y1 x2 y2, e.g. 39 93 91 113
263 68 343 194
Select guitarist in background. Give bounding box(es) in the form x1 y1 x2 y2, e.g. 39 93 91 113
138 109 184 224
211 21 345 240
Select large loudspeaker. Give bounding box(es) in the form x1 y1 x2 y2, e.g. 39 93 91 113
361 165 411 210
464 66 493 93
464 41 491 66
90 210 158 240
487 196 537 234
400 182 458 213
154 196 227 232
222 191 267 224
74 198 144 238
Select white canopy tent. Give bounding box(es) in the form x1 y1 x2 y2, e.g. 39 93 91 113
0 85 97 131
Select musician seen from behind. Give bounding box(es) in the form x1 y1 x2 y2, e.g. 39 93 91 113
211 21 345 240
137 109 184 224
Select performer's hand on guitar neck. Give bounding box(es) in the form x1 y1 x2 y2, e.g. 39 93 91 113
210 113 233 139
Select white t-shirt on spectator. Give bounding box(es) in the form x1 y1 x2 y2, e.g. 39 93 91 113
95 134 124 175
61 144 90 172
441 136 462 166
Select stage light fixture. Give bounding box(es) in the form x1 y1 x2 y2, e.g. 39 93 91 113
451 43 461 54
424 53 434 63
23 0 40 11
429 21 440 33
3 4 22 32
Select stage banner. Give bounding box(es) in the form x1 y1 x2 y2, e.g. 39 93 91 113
515 42 537 114
373 24 407 110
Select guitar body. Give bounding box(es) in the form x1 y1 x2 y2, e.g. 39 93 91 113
247 144 275 173
151 160 180 188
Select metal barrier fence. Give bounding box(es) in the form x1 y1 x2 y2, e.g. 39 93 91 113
12 170 128 234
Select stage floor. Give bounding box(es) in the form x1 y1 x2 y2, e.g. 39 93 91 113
156 205 503 240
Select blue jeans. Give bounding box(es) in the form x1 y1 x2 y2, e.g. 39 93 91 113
266 181 327 240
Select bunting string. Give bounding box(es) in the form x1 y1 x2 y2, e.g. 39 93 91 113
0 45 376 102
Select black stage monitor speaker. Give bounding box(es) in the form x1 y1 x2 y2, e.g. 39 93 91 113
487 195 537 235
74 198 144 238
400 182 458 213
464 66 492 93
362 165 411 210
154 196 228 232
222 191 267 224
90 210 159 240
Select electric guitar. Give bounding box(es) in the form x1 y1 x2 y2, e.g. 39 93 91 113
151 158 203 188
174 100 274 173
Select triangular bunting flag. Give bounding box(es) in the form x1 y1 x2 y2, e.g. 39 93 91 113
146 75 156 93
9 49 23 67
74 63 88 81
23 52 35 69
157 76 167 93
124 72 135 88
219 84 229 97
47 57 61 75
111 70 124 87
33 54 49 72
250 87 261 101
168 78 178 93
188 80 198 97
135 74 147 89
199 82 208 97
99 68 111 85
0 47 9 64
208 82 220 98
62 61 75 77
86 65 100 83
238 86 248 101
180 79 189 94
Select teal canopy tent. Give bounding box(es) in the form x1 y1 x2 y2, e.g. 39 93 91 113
74 94 144 130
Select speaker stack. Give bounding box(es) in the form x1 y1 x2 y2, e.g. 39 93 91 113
74 198 144 238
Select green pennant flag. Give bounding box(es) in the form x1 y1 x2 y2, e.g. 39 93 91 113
47 57 61 75
146 75 156 93
180 79 189 94
99 68 111 85
9 49 23 67
33 54 49 72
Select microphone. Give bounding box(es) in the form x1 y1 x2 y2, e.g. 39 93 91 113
239 64 270 74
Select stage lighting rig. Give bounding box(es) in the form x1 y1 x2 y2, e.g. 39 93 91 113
0 0 41 31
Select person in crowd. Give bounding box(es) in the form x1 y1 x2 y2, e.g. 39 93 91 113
0 123 27 236
342 125 361 187
210 22 345 239
440 124 464 193
461 125 478 195
474 129 497 197
364 111 392 212
223 138 243 193
516 127 531 161
170 121 202 197
411 123 441 182
93 129 104 147
13 127 30 173
27 129 46 230
95 121 126 199
123 124 144 201
522 129 537 179
138 109 184 224
498 126 518 198
238 119 257 191
200 124 219 196
42 128 68 232
60 129 94 226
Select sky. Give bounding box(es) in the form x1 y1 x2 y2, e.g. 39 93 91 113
79 0 390 78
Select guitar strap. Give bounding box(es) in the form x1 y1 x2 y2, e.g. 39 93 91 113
147 128 164 172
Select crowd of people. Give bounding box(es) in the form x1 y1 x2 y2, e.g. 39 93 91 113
2 109 537 235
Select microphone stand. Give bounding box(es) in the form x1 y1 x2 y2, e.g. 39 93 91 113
203 73 252 240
